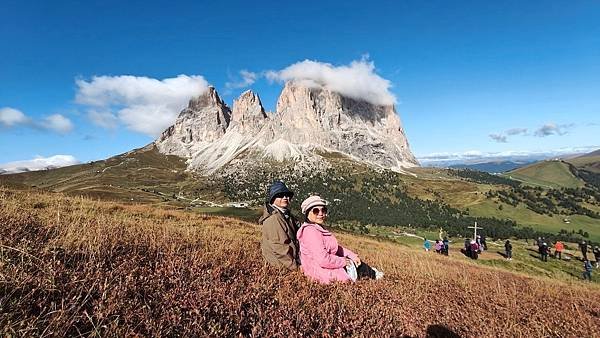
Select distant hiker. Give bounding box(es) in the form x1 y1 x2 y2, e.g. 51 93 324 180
296 195 383 284
464 238 471 258
537 237 543 256
583 260 593 281
259 181 299 270
593 246 600 268
540 243 549 262
480 235 487 251
470 240 479 259
579 240 588 260
504 240 512 260
435 240 442 254
554 241 564 260
442 237 449 256
423 238 431 252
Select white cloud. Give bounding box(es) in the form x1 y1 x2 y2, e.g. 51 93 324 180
534 123 573 137
88 110 118 129
76 74 210 136
0 107 73 134
266 58 396 106
0 107 30 127
225 70 257 90
42 114 74 134
0 155 79 174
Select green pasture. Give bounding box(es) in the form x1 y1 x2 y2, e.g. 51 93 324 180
503 161 583 188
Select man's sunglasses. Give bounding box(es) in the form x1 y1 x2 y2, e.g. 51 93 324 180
274 193 293 199
311 207 328 215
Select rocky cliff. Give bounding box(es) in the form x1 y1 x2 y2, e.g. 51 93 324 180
155 81 418 174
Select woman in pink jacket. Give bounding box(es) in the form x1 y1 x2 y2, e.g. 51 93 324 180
297 195 383 284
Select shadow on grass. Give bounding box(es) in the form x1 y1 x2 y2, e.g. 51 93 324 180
529 253 549 262
497 251 508 259
425 325 462 338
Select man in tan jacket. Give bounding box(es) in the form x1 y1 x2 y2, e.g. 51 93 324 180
259 181 299 270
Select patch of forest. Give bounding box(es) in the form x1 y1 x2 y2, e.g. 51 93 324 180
487 186 600 219
450 168 521 187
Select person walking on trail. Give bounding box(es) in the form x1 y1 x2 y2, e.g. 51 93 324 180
296 195 383 284
504 240 513 260
259 181 299 270
593 246 600 268
423 238 431 252
554 241 564 260
580 241 589 261
583 259 593 281
540 242 549 262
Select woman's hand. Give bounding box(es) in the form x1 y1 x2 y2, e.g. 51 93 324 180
353 256 362 266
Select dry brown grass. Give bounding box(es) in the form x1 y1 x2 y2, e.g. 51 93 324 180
1 187 599 337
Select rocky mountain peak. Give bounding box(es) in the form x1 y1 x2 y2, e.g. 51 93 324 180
156 87 232 157
156 81 418 174
231 90 267 134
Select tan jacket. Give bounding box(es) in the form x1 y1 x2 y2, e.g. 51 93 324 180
259 204 299 270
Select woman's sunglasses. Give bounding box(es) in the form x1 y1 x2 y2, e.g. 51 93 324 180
311 207 328 215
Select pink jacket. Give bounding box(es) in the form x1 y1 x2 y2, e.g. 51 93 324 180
297 222 358 284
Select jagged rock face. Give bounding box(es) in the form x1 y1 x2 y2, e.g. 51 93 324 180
155 81 418 174
156 87 231 157
274 82 418 168
230 90 268 134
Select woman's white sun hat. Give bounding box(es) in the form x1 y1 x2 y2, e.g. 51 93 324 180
301 195 329 215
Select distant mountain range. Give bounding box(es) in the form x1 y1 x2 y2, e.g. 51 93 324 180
448 161 536 173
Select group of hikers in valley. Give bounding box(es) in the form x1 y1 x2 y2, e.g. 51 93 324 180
424 233 598 281
258 180 598 283
259 181 383 284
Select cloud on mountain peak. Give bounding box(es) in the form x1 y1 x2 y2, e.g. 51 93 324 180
266 58 397 106
76 74 210 136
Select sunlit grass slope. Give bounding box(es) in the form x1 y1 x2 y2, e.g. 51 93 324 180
503 160 584 188
1 187 599 337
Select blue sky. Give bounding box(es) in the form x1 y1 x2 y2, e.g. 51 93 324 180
1 0 599 170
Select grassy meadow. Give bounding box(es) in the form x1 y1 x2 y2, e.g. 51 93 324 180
1 187 599 337
503 161 583 189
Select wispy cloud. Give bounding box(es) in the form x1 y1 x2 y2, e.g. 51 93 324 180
0 155 79 174
534 123 574 137
490 122 576 143
0 107 73 134
266 57 396 106
488 127 526 143
225 70 257 91
506 128 528 136
489 133 507 143
76 74 210 137
88 110 118 129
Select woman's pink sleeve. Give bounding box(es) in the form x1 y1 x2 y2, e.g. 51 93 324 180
302 227 347 269
339 246 358 261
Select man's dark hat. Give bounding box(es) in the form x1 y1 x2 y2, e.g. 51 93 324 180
268 181 293 204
